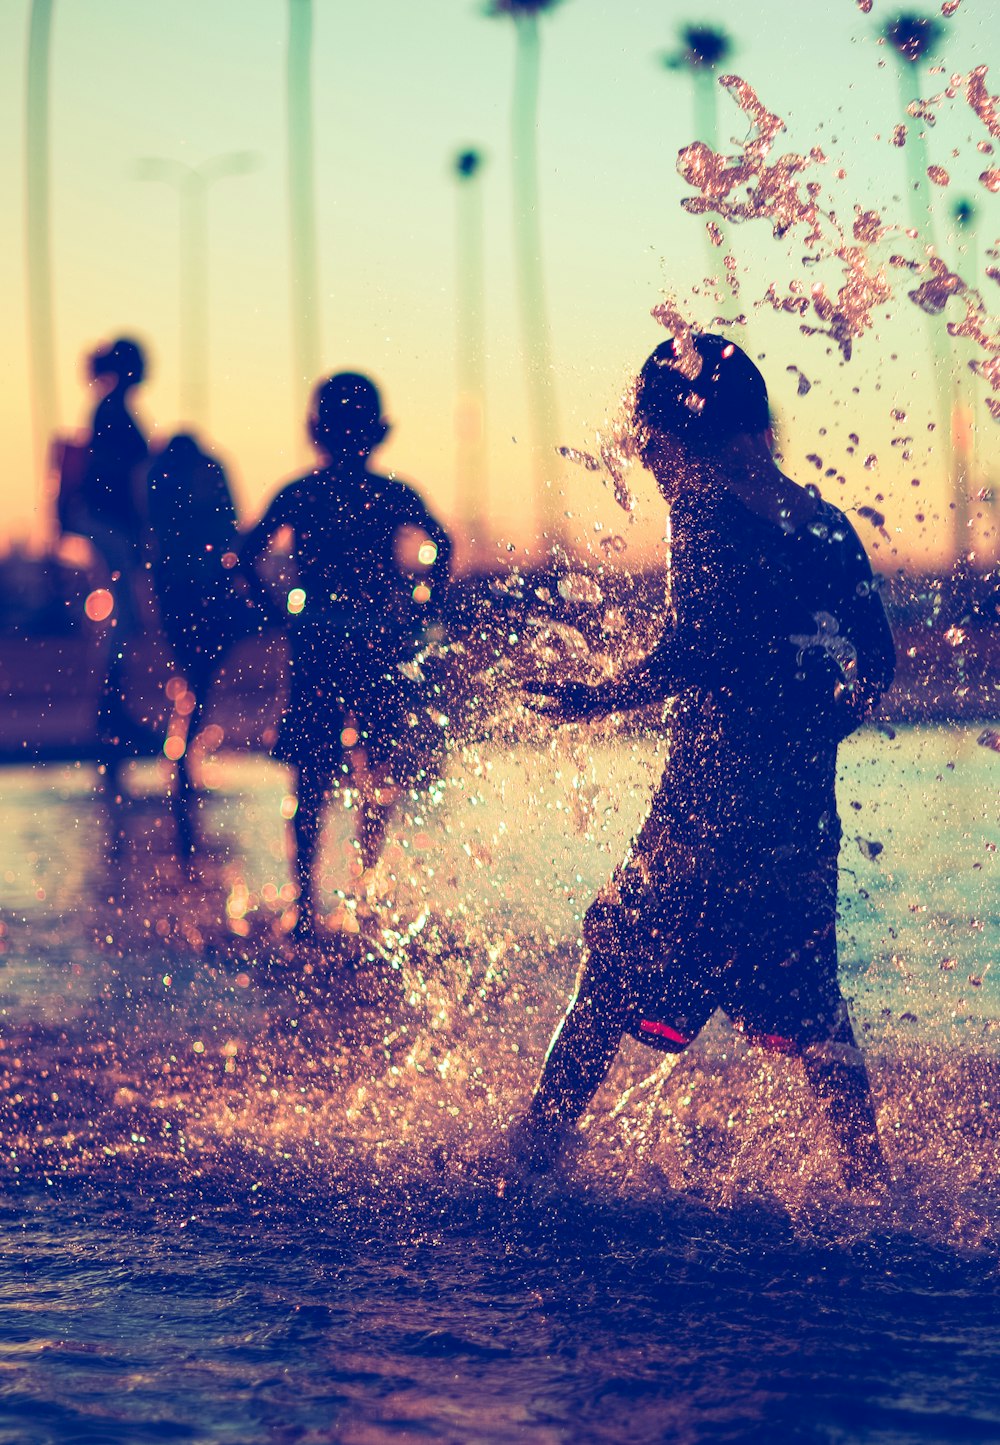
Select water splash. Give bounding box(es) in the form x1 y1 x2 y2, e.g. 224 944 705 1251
676 70 1000 417
649 296 703 377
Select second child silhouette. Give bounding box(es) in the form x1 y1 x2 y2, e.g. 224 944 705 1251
147 432 260 855
241 373 452 939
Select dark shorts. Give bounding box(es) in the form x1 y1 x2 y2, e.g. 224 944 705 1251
581 850 845 1052
274 620 448 786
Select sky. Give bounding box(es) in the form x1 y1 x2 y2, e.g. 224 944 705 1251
1 0 997 572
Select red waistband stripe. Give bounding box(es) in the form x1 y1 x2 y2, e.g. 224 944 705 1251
638 1020 689 1046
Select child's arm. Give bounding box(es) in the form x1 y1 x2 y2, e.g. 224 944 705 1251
524 632 693 720
528 495 733 722
238 497 292 627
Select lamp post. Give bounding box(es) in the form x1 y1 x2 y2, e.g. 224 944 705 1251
135 151 258 427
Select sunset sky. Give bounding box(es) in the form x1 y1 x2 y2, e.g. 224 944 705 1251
1 0 996 571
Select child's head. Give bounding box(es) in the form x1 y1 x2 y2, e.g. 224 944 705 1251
308 372 389 463
635 334 770 492
90 337 146 391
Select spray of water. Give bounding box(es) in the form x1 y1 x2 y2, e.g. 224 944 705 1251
675 70 1000 424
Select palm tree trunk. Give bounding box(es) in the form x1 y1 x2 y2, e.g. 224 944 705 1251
692 68 722 282
26 0 58 511
511 13 562 549
895 63 960 560
692 68 718 152
288 0 321 412
456 172 488 562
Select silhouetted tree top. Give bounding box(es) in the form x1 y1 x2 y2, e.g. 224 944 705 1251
662 24 734 72
882 12 944 63
454 149 485 180
486 0 565 18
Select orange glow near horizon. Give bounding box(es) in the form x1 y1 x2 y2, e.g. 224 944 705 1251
1 0 997 574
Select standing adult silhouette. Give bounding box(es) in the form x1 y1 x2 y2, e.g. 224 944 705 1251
241 372 452 939
506 333 896 1190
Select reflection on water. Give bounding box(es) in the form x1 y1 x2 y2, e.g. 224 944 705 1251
0 727 998 1442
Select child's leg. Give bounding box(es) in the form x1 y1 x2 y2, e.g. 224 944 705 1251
746 856 888 1189
292 763 328 933
513 946 631 1167
799 1000 888 1189
357 771 400 875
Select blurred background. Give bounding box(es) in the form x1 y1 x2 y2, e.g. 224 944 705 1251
1 0 998 748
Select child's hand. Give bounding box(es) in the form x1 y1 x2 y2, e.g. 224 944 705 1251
521 679 599 721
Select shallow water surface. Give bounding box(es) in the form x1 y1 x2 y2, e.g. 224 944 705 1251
0 726 997 1442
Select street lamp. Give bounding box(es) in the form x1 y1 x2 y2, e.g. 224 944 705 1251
134 151 259 426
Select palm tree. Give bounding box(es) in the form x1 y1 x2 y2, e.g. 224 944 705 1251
952 197 987 560
288 0 321 414
662 25 734 152
883 14 945 245
453 149 489 564
26 0 57 497
662 24 735 282
882 13 958 557
488 0 566 550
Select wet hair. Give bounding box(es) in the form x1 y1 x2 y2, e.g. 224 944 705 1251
309 372 388 456
635 334 770 446
90 337 146 387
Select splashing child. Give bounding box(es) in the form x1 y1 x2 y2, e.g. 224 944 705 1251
241 373 452 939
507 333 896 1190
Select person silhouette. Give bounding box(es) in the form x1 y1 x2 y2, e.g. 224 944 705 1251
147 432 260 855
241 372 452 939
59 337 159 769
506 333 896 1190
71 338 149 621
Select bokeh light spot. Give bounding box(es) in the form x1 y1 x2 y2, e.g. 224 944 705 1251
84 589 114 622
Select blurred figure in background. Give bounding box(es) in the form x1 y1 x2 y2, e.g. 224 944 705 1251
241 372 452 940
147 432 260 855
57 337 158 764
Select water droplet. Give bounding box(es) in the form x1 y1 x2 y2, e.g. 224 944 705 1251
558 446 602 471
